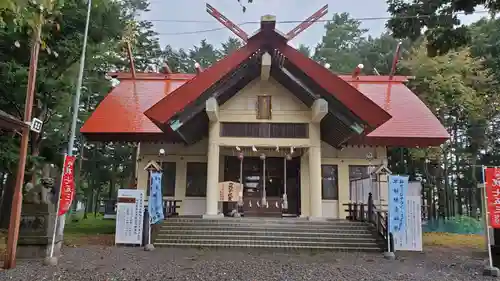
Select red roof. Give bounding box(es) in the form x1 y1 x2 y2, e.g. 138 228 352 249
145 39 263 126
349 81 449 146
80 74 193 135
81 73 449 146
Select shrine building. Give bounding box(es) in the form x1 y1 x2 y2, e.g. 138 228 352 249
80 7 448 220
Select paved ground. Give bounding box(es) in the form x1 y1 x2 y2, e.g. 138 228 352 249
0 246 495 281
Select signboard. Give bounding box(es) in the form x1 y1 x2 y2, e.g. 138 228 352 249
58 154 76 216
30 117 43 133
486 167 500 228
218 181 242 202
115 189 144 245
393 181 423 251
388 175 409 234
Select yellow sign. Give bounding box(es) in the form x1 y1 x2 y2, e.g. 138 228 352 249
218 181 242 202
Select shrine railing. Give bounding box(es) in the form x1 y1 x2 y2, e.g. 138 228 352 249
163 199 181 217
343 192 393 251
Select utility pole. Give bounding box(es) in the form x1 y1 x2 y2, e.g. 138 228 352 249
4 23 42 269
46 0 92 266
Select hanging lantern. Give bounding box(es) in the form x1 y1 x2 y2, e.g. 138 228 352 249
286 154 292 161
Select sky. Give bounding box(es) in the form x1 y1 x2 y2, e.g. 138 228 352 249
142 0 488 50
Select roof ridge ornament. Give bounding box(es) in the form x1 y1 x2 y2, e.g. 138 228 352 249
285 5 328 41
206 3 327 43
206 3 249 42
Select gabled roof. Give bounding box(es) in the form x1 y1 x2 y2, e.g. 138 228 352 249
144 30 391 131
80 73 449 147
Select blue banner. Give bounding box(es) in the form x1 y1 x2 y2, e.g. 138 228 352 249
148 171 164 225
388 175 409 234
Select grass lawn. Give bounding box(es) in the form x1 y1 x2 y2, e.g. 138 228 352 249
63 214 115 246
423 232 485 249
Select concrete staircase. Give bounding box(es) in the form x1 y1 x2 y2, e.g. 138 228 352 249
154 217 385 251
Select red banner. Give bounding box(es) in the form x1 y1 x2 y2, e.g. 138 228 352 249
486 167 500 228
58 155 76 216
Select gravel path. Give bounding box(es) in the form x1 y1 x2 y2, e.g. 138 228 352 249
0 246 495 281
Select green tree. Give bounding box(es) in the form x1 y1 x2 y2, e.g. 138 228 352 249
400 43 496 218
313 13 367 74
386 0 500 56
0 0 159 226
221 37 242 56
297 44 312 58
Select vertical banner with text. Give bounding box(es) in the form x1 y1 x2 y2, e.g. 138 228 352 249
148 171 164 225
58 154 77 216
388 175 409 234
486 167 500 228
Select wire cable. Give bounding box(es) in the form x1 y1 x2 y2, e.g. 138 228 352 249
150 10 491 36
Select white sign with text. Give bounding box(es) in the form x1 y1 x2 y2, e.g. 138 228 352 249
115 189 144 245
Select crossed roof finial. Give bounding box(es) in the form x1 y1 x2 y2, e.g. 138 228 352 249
206 3 329 43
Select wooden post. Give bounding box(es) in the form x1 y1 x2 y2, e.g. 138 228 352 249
367 192 374 223
4 25 42 269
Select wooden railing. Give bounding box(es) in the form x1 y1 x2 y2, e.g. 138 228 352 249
344 193 393 251
163 199 182 217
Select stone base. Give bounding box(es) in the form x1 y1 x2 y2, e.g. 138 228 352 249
42 256 58 266
17 240 62 260
202 213 224 219
483 266 500 277
144 244 155 251
383 252 395 260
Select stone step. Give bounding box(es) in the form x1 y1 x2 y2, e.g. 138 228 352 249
157 229 376 238
154 218 384 251
155 234 380 243
163 218 367 226
153 241 383 251
159 223 371 232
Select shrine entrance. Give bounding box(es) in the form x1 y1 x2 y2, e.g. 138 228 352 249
224 156 301 217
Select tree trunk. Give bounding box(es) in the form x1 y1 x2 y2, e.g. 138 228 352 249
109 164 116 199
470 159 478 217
94 188 101 218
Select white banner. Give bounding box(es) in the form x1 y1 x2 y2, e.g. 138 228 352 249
218 181 243 202
393 182 423 251
115 189 145 245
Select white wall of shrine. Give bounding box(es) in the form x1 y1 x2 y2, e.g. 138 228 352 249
137 141 387 219
136 77 389 219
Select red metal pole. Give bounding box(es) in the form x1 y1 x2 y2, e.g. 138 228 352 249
389 42 402 80
385 42 402 110
4 26 41 269
126 42 136 79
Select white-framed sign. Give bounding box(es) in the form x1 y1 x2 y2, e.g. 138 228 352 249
30 117 43 133
393 181 423 251
115 189 144 245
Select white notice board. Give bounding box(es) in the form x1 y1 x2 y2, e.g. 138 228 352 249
115 189 145 245
393 182 423 251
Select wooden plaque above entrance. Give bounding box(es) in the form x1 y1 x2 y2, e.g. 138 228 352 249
220 122 308 138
